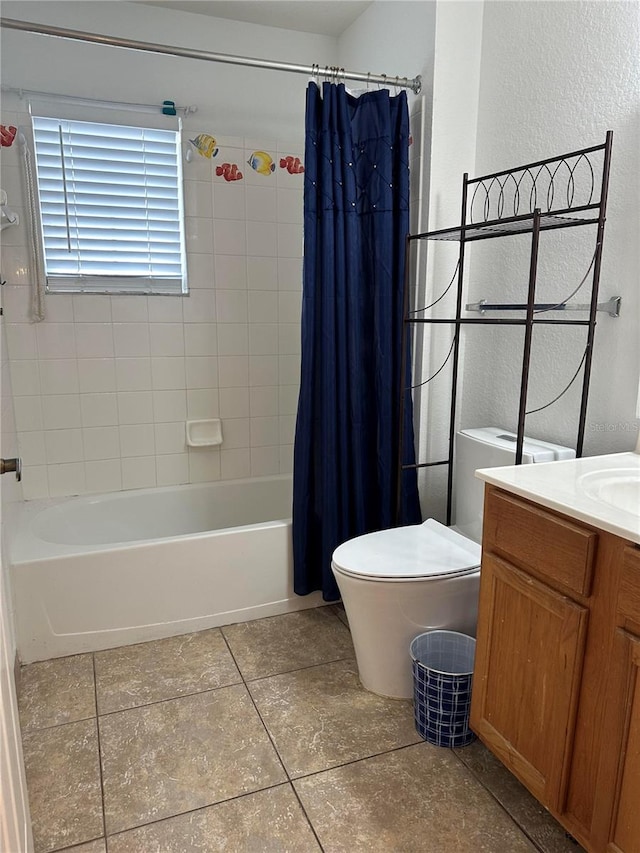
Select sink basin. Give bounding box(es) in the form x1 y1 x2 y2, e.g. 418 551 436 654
579 468 640 515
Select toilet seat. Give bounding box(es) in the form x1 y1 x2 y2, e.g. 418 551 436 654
331 519 481 582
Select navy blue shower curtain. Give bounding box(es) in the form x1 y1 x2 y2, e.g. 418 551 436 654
292 82 421 601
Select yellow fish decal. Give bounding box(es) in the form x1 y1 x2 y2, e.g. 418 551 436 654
247 150 275 176
189 134 218 159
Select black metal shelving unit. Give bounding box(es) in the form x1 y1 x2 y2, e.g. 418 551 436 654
397 132 614 525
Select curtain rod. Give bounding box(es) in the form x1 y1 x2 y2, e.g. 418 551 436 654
0 17 422 95
1 86 198 116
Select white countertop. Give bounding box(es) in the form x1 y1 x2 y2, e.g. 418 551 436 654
476 451 640 545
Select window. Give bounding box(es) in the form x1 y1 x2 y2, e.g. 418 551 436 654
31 116 187 294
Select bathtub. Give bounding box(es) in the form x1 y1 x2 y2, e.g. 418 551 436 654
8 475 323 663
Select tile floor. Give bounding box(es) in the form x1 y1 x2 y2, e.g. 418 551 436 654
17 605 584 853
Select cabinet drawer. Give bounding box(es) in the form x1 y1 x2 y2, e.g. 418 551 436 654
618 546 640 630
483 488 597 597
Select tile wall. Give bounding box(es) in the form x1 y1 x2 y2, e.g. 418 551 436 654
1 116 304 499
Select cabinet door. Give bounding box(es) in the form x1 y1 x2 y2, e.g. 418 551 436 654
470 552 588 813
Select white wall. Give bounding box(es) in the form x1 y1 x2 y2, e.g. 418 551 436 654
1 1 337 498
463 0 640 456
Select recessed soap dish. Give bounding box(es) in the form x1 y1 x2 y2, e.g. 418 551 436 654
186 419 223 447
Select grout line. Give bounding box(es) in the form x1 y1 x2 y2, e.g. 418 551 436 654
91 652 108 845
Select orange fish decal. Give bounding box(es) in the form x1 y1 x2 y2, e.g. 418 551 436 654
279 155 304 175
216 163 243 182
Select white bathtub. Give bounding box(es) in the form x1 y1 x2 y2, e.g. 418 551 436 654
9 475 323 663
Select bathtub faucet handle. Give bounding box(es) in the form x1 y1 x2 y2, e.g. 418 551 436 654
0 457 21 482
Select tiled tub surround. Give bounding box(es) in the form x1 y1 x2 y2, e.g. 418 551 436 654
0 118 304 500
18 606 584 853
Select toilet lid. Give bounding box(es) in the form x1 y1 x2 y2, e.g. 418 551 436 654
331 519 481 580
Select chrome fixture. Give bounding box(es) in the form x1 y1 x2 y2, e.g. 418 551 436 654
1 457 22 481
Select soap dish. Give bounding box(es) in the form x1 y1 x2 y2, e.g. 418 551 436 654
186 418 223 447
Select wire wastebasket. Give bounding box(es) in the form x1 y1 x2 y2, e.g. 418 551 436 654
409 630 476 748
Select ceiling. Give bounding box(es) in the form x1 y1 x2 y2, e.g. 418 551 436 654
136 1 373 37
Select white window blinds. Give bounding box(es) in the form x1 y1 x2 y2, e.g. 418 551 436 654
31 115 187 294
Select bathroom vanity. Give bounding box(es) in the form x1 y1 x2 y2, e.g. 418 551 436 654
471 452 640 853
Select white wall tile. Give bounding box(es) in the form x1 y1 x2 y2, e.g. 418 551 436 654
185 324 217 357
183 290 216 323
213 219 247 256
2 285 31 323
247 257 278 290
278 323 301 355
249 355 278 387
119 424 156 458
184 180 213 218
75 323 114 358
251 446 280 477
73 295 112 323
213 182 246 220
220 448 250 480
36 323 77 359
10 360 40 396
13 396 43 432
111 295 149 323
186 389 219 420
121 456 156 491
246 186 277 222
82 426 120 461
21 465 49 500
279 354 301 387
115 357 152 392
39 359 80 395
186 253 215 289
250 386 279 417
277 188 303 224
279 414 296 445
85 459 122 493
78 359 117 394
6 324 37 360
217 324 248 356
185 356 218 389
188 447 221 483
185 217 214 253
216 290 248 324
44 429 84 464
219 387 249 418
113 323 150 357
43 295 75 322
151 357 186 390
249 291 278 324
149 323 184 357
277 257 303 290
222 418 250 449
154 421 186 455
80 393 118 427
48 462 85 497
279 444 294 474
156 452 189 486
42 394 82 430
117 391 154 425
18 431 46 466
250 416 280 447
279 384 299 416
152 390 187 422
278 291 302 324
277 223 304 258
214 255 247 290
218 355 248 388
248 324 279 356
247 221 277 257
147 296 183 323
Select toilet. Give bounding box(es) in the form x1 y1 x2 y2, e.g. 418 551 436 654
331 427 574 698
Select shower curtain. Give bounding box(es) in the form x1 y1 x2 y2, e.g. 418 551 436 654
293 81 421 601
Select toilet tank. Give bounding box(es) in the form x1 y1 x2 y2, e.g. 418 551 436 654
453 427 575 543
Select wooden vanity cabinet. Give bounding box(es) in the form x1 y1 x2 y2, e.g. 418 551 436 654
470 485 640 853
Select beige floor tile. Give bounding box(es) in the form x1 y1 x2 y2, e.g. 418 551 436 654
22 719 103 853
57 841 106 853
454 740 585 852
18 654 96 732
248 658 421 777
222 607 354 680
107 784 321 852
94 628 241 714
99 684 287 835
294 743 538 852
330 602 349 627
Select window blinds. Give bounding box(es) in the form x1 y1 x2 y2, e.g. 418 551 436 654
31 116 187 293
